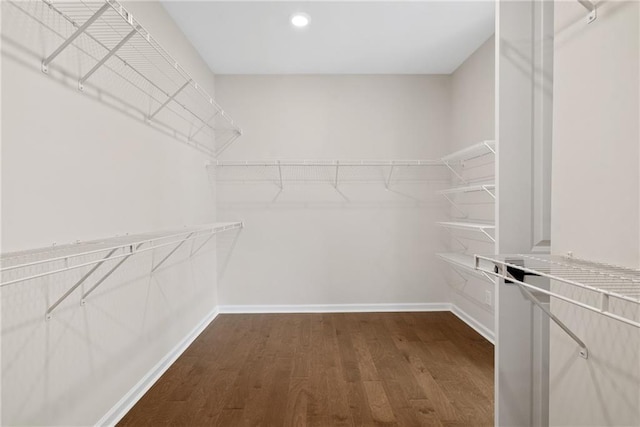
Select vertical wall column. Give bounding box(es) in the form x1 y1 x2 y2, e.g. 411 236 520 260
495 0 554 425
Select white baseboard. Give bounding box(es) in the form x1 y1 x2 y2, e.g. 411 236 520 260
220 303 494 344
450 304 495 344
218 303 450 314
96 308 220 427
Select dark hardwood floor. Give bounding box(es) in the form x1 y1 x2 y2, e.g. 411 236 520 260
118 312 494 426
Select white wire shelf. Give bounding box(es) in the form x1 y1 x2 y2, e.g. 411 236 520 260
14 0 241 157
437 221 496 242
436 252 495 283
212 159 445 188
441 140 496 164
1 222 243 319
438 183 495 197
476 253 640 329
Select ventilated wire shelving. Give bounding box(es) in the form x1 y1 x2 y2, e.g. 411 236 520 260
10 0 241 157
475 254 640 358
0 222 243 319
211 160 444 189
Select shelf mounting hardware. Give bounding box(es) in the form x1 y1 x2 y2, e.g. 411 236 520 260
504 269 589 359
151 232 194 273
577 0 597 23
78 27 138 91
45 247 119 320
277 161 284 190
41 2 112 73
81 242 144 304
384 164 395 190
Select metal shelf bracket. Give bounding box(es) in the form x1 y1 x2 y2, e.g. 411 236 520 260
41 2 111 73
80 242 144 305
151 232 194 273
78 27 138 91
505 269 589 359
45 247 118 320
577 0 597 23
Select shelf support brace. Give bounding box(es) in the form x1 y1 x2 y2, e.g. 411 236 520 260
78 27 138 91
334 162 340 189
483 140 496 154
479 227 496 243
148 80 191 120
277 161 284 190
384 165 395 190
509 273 589 359
443 161 467 184
577 0 597 23
482 185 496 199
81 243 144 304
151 232 194 273
442 194 468 218
42 2 111 73
45 247 119 320
190 233 216 257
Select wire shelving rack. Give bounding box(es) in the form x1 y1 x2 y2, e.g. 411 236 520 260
13 0 241 157
1 222 243 319
212 159 445 190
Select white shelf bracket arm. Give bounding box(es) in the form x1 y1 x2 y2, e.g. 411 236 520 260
41 2 112 73
385 165 395 190
577 0 597 23
78 27 138 91
510 274 589 359
443 161 467 184
151 232 194 273
482 185 496 199
81 243 144 304
484 141 496 155
479 227 496 243
442 194 468 218
191 233 215 257
148 80 191 120
334 162 340 189
277 161 284 190
45 247 119 320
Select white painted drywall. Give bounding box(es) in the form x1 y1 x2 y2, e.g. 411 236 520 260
448 35 496 333
214 75 451 308
1 1 224 424
550 1 640 425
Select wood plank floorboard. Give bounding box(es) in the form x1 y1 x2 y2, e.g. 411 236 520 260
118 312 493 426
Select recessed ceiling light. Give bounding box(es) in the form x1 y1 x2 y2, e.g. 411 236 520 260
291 13 310 28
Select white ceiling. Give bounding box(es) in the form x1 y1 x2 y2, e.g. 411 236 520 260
161 1 495 75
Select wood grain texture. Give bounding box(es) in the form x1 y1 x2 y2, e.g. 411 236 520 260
118 312 494 426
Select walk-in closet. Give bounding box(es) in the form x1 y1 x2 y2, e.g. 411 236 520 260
1 0 638 425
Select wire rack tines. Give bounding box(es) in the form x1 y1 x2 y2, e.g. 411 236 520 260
38 0 241 156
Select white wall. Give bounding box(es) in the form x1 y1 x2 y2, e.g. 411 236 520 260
1 1 223 424
448 35 496 333
550 1 640 425
214 75 451 309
